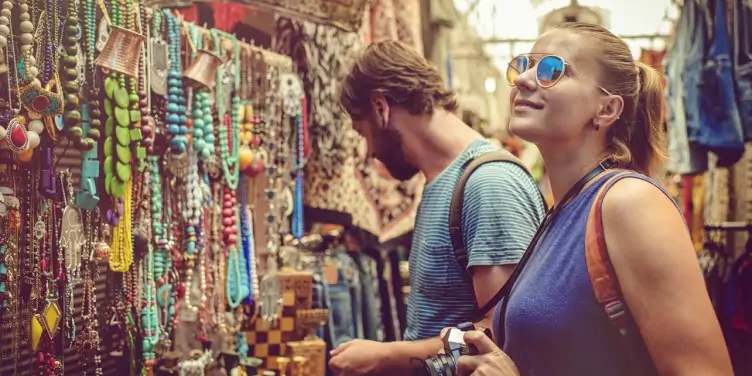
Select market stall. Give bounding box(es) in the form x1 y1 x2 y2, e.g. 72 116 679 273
0 0 340 374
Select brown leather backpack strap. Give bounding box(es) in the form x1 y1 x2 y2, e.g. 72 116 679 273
585 171 634 335
449 151 537 272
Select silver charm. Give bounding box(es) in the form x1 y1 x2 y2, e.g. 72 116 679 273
220 62 234 110
34 220 46 240
61 204 85 282
96 18 110 52
279 73 303 117
150 37 169 96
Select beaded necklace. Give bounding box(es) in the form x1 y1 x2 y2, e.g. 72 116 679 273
291 94 307 239
212 29 240 190
163 10 188 153
76 0 101 210
187 23 215 161
140 167 159 373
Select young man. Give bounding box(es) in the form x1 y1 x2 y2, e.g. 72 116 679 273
329 40 545 375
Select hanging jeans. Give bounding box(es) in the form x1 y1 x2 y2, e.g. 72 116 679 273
699 0 746 167
734 0 752 138
351 252 385 341
666 0 708 174
327 252 364 348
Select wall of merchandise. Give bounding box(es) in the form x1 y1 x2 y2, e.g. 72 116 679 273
0 0 323 375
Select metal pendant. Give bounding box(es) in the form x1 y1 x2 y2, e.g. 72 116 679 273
96 18 110 52
280 73 303 117
61 204 85 281
150 37 169 96
220 62 234 111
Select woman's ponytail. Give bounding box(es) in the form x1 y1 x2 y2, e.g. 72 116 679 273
625 61 667 178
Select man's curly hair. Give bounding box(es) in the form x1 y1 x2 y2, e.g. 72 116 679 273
339 40 458 119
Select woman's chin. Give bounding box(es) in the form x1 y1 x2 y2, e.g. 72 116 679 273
508 120 542 142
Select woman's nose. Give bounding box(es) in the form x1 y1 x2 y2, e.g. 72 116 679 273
514 66 538 92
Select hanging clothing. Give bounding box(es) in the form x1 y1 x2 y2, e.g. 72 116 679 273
664 0 708 174
698 0 746 167
733 0 752 137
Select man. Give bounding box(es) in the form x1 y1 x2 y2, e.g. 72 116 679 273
329 40 545 375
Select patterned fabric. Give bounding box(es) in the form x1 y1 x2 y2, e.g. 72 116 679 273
393 0 423 52
274 17 425 242
405 139 545 340
367 0 423 52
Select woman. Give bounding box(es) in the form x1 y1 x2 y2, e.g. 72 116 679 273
454 23 733 376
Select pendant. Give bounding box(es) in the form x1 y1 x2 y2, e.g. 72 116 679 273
42 301 62 339
33 219 46 240
258 253 282 324
61 204 85 281
30 315 43 351
150 37 168 96
96 18 110 52
220 63 233 111
280 73 303 117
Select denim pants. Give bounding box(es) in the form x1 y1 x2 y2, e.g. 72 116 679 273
733 0 752 137
665 0 708 174
351 252 385 341
327 252 363 347
699 0 746 167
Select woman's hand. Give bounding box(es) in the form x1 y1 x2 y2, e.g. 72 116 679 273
456 330 520 376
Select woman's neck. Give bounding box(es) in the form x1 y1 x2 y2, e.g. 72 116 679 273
542 147 612 206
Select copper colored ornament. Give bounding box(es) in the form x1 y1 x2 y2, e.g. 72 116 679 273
183 49 222 89
95 26 145 78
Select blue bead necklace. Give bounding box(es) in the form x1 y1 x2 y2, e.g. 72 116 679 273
188 23 215 161
163 10 188 153
292 98 306 239
238 177 255 306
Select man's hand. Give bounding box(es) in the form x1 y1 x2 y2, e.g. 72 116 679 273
329 339 394 376
455 330 519 376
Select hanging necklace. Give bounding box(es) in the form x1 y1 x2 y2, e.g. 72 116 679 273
187 23 215 162
76 0 101 210
163 10 187 153
212 29 240 190
140 166 160 373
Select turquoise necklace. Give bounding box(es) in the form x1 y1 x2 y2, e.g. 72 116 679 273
164 10 188 153
141 168 160 368
212 30 240 190
188 23 215 161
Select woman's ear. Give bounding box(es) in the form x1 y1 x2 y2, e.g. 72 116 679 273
594 95 624 131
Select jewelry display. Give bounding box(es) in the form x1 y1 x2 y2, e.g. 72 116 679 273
0 2 324 375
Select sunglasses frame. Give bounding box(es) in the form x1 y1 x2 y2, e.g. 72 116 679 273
506 54 612 96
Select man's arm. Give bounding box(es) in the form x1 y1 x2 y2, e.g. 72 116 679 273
462 162 545 338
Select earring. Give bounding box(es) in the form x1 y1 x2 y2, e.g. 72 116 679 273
594 121 600 131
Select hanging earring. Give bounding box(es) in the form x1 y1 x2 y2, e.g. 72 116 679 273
593 121 600 131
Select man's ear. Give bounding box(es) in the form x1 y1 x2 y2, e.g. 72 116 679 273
370 93 389 129
593 95 624 131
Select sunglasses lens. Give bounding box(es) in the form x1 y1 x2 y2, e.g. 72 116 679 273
506 55 529 85
537 56 565 87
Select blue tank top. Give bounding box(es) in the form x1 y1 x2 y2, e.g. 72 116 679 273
494 171 668 376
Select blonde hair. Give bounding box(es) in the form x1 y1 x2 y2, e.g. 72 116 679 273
557 22 667 178
339 40 458 118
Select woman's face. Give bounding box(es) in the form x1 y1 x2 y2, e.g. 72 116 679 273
508 30 605 147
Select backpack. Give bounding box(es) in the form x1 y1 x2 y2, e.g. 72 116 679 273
449 155 633 342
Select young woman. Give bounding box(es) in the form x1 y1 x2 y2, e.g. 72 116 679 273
453 23 733 376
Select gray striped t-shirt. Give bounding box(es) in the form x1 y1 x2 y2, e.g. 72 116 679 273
403 138 545 341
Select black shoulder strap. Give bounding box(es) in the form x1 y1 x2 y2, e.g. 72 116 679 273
449 151 543 273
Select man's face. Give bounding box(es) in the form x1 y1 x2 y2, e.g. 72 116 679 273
352 107 419 181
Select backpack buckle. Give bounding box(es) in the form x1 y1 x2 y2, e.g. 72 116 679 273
604 300 629 330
